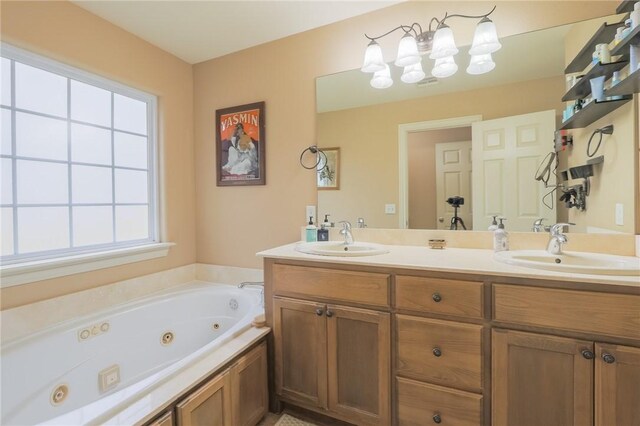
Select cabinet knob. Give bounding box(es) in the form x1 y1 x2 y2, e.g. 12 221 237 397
602 353 616 364
432 414 442 424
326 310 334 318
432 293 442 303
581 349 595 360
433 347 442 357
315 308 324 316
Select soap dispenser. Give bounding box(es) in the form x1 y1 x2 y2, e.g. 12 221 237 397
317 215 330 241
493 218 509 252
305 216 317 242
488 215 499 231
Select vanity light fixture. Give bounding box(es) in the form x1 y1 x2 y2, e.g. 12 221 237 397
361 5 501 88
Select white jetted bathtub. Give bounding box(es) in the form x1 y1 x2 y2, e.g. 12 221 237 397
1 282 264 425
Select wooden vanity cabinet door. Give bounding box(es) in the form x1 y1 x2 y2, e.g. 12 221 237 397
273 297 328 409
492 329 593 426
326 304 391 425
176 370 233 426
148 411 173 426
595 343 640 426
231 342 268 426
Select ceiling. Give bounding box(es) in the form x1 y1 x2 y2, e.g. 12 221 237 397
72 0 402 64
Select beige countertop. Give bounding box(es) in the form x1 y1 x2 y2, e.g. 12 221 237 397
258 242 640 288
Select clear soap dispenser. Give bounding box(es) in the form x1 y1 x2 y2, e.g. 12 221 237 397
493 218 509 252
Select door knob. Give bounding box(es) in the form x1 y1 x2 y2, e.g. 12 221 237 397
315 308 324 316
432 293 442 303
432 414 442 424
581 349 594 360
433 347 442 357
326 310 334 318
602 353 616 364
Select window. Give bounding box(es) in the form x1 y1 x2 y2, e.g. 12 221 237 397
0 44 158 265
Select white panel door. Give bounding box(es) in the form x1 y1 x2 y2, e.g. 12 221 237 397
435 141 472 230
472 110 556 231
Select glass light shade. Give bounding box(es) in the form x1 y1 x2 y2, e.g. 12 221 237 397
401 62 426 84
370 64 393 89
361 40 386 73
466 53 495 75
469 17 502 55
431 56 458 78
394 33 421 67
429 24 458 59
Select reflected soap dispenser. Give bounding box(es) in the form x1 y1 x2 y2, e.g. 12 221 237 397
493 218 509 252
488 215 499 231
305 216 317 242
317 215 330 241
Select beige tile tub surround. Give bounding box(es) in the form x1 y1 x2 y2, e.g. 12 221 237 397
0 263 263 343
303 228 638 257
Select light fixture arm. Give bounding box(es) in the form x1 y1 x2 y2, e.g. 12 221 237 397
365 23 421 41
437 5 496 27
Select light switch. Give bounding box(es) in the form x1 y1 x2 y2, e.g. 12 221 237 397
385 204 396 214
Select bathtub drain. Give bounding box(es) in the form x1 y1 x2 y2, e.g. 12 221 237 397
161 331 174 346
50 384 68 406
212 323 220 330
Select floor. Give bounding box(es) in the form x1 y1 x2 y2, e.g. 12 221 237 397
258 413 317 426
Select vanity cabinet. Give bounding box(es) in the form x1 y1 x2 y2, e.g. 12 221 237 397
176 370 233 426
264 258 639 426
270 264 391 425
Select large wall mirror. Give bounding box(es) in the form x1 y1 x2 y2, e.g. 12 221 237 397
316 11 638 234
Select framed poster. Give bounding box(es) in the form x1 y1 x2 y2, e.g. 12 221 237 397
216 101 265 186
317 147 340 190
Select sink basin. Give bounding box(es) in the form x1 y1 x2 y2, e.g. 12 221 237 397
494 250 640 276
296 241 389 257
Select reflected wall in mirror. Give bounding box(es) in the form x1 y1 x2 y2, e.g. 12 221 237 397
316 12 638 234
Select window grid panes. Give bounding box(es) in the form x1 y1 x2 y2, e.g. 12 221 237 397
0 44 157 263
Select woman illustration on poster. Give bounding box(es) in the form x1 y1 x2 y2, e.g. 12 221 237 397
222 123 258 176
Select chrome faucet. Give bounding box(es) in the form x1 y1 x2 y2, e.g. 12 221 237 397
339 221 354 245
238 281 264 306
532 218 550 233
357 217 367 228
547 223 574 255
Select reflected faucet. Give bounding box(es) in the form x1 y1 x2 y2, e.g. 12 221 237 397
547 223 574 255
339 221 354 245
532 218 550 233
357 217 367 228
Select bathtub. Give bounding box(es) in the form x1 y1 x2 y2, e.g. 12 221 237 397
0 282 265 425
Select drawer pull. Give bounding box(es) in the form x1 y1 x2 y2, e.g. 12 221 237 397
315 308 324 316
602 353 616 364
432 414 442 424
325 310 334 318
432 293 442 303
581 349 595 360
432 347 442 357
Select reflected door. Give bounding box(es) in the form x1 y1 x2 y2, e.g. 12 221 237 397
472 110 556 231
435 141 472 230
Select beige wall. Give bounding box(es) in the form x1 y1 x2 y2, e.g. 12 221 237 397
317 75 565 228
0 1 196 309
408 128 472 229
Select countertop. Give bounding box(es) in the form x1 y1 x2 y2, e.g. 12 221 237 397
258 242 640 288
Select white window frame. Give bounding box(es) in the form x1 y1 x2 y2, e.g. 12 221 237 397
0 43 169 287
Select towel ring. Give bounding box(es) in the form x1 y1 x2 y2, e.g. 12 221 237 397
300 145 327 170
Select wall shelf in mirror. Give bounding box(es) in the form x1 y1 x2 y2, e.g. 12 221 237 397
562 60 628 101
559 97 632 130
617 0 635 14
607 67 640 96
610 25 640 57
565 21 624 73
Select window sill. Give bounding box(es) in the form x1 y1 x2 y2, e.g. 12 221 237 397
0 242 175 288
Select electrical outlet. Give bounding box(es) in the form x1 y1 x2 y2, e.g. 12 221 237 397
306 205 316 223
385 204 396 214
615 203 624 226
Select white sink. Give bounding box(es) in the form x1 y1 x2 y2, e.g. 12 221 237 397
296 241 389 257
494 250 640 276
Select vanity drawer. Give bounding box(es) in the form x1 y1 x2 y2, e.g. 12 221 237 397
395 275 484 319
397 377 483 426
494 284 640 340
397 315 483 391
272 264 390 307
